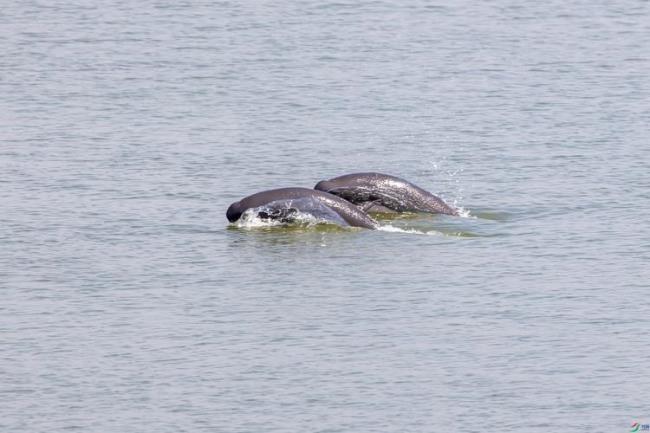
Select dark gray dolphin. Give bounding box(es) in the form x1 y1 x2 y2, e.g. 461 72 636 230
314 172 459 216
226 187 379 229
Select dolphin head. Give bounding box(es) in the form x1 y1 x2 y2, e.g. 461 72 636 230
315 174 371 193
314 179 335 192
226 201 243 222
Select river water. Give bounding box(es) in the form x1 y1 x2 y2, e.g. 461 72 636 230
2 1 649 432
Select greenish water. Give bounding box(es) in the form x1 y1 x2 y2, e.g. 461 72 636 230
2 1 649 432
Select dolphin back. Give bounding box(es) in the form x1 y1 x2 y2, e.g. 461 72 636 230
314 172 459 216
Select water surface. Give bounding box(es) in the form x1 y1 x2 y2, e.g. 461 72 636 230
2 1 650 432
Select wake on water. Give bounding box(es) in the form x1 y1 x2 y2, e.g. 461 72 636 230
377 225 444 236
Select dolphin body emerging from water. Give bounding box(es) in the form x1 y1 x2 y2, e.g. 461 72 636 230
314 172 459 216
226 187 379 229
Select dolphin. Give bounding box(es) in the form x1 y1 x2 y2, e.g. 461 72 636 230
314 172 459 216
226 187 379 229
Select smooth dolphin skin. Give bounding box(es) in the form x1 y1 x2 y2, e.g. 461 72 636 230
314 172 459 216
226 187 379 229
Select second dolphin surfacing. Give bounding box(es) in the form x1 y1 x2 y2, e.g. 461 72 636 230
314 172 459 216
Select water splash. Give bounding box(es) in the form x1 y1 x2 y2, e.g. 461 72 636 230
235 210 337 229
234 210 286 228
456 206 472 218
425 157 466 214
234 199 350 230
